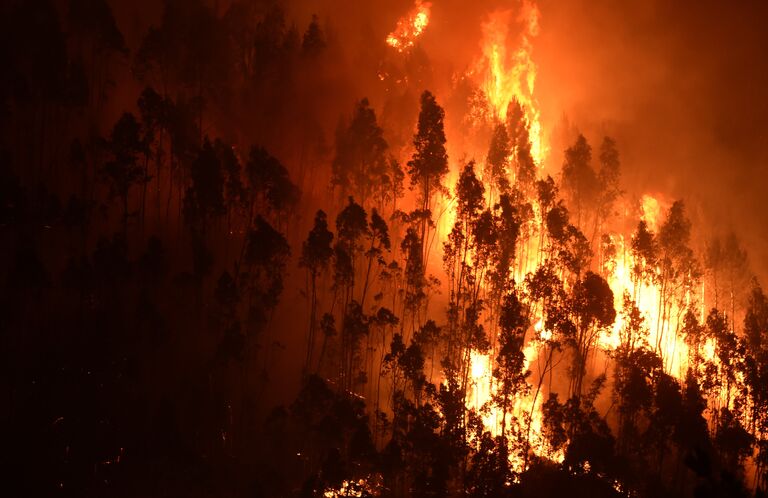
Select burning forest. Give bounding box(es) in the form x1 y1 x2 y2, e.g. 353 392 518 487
3 0 768 497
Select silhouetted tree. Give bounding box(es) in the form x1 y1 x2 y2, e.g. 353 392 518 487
102 112 145 230
301 14 326 57
561 134 598 228
507 99 536 191
571 271 616 396
486 121 511 199
655 201 700 361
183 137 225 235
245 145 300 225
408 90 448 264
332 98 388 205
300 210 334 371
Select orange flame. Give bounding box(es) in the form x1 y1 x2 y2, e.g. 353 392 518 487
464 194 706 468
641 194 662 231
473 1 546 163
382 1 741 476
386 1 431 53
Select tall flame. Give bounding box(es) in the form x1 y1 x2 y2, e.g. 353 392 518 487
641 194 662 231
386 1 432 53
474 1 546 164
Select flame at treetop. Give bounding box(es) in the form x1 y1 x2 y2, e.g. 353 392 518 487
641 194 663 231
473 1 547 164
386 1 431 53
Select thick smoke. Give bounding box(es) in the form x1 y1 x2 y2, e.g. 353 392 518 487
534 0 768 278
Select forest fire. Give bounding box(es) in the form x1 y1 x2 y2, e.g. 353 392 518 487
4 0 768 497
471 2 546 164
386 1 431 53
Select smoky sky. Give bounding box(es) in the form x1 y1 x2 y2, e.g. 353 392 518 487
535 0 768 277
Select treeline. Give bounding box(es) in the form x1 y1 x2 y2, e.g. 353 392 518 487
0 1 766 498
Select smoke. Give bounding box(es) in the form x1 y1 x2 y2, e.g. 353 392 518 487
533 0 768 278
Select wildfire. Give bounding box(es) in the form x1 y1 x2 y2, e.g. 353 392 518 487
323 476 382 497
383 0 742 482
386 1 431 53
468 334 565 471
473 1 547 163
464 193 707 468
641 194 663 231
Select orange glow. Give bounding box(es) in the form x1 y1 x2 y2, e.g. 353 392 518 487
386 1 431 53
383 0 741 478
641 194 663 231
471 1 547 164
463 194 707 467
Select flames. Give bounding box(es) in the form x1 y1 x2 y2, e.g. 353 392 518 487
464 193 702 468
386 0 546 162
386 1 431 53
382 0 741 479
473 1 547 164
641 194 662 231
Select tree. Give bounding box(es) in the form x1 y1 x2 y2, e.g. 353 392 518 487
706 232 750 322
743 282 768 490
494 289 531 467
571 271 616 396
401 227 426 324
645 370 683 474
331 98 388 205
705 308 742 412
137 86 166 224
246 145 300 223
486 122 511 198
594 137 622 248
68 0 127 112
613 346 658 458
183 137 225 234
561 134 598 228
630 220 657 303
134 0 232 104
243 215 291 334
491 193 522 296
103 112 145 229
597 137 621 221
333 198 370 389
300 210 334 371
655 201 700 360
360 208 391 308
214 139 247 224
301 14 326 56
408 90 448 263
250 5 295 80
457 161 485 222
507 99 537 192
545 202 592 278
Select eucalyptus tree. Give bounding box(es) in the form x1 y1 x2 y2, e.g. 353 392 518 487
485 121 511 203
408 90 448 266
331 98 389 207
561 134 598 230
300 210 334 371
102 112 145 231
